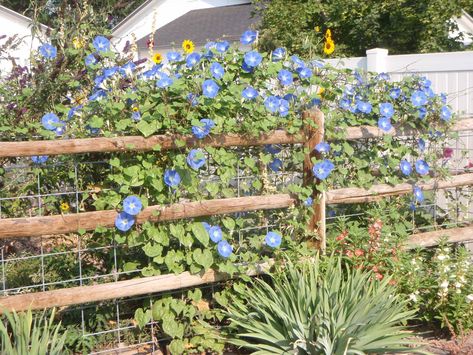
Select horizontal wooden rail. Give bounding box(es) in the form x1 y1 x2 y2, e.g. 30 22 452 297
1 173 473 239
1 118 472 158
0 260 272 313
0 131 305 158
0 194 297 239
406 225 473 249
2 223 472 312
325 172 473 204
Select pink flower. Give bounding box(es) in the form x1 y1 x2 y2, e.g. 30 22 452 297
443 147 454 159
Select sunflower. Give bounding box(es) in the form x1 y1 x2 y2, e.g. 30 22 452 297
323 38 335 55
60 202 70 213
182 39 195 54
72 36 85 49
152 52 163 64
325 29 332 39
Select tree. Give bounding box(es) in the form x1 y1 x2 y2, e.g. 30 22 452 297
253 0 473 58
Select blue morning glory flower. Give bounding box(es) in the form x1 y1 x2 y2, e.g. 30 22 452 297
115 212 135 232
31 156 49 164
312 159 335 180
123 195 143 216
120 62 136 76
210 62 225 79
278 99 290 117
418 138 426 152
344 85 355 96
217 240 233 258
308 98 321 108
265 231 282 248
290 55 305 69
389 88 401 99
379 102 394 118
272 47 286 61
215 41 230 53
186 53 201 68
88 89 107 101
411 90 427 107
377 72 390 81
41 113 61 130
242 86 258 100
284 93 297 103
208 226 223 243
268 158 283 172
315 142 330 153
187 93 198 107
339 99 351 110
202 79 220 98
264 96 280 113
415 159 429 175
164 169 181 188
192 118 215 139
297 66 312 79
424 87 435 98
240 30 257 45
39 43 57 59
356 100 372 114
103 66 118 78
278 69 293 86
418 107 427 120
202 222 212 233
440 106 451 121
167 51 182 62
244 51 262 68
378 117 392 132
85 54 97 66
440 93 447 104
55 125 66 136
93 35 110 52
131 110 141 121
264 145 281 154
413 186 424 203
304 196 313 206
409 201 417 211
156 73 173 88
241 60 254 73
400 160 412 176
420 77 432 88
187 149 206 170
67 105 82 120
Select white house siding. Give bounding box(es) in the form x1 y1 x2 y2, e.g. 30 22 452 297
0 6 44 75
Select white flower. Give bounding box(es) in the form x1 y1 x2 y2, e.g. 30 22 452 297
437 254 447 261
455 282 462 288
466 294 473 303
440 280 449 289
409 293 418 302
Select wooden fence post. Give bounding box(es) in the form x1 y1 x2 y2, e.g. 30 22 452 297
303 108 326 251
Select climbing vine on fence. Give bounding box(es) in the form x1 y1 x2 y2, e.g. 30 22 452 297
0 27 455 352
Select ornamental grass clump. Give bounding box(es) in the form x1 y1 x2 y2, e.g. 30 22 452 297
226 256 419 354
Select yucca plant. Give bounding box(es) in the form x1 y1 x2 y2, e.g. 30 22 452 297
226 256 421 354
0 308 67 355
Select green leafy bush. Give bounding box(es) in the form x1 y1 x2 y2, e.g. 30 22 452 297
225 256 418 354
0 308 67 355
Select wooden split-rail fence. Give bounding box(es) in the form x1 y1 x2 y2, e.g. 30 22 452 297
1 110 473 312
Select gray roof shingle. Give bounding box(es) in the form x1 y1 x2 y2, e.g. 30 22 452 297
137 3 258 50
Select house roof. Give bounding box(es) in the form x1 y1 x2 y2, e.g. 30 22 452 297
136 3 257 50
0 5 49 31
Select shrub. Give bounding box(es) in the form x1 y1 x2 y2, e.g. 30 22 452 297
0 308 67 355
225 256 419 354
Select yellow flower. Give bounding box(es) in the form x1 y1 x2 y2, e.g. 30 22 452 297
132 106 139 112
72 36 85 49
60 202 70 213
323 38 335 55
325 29 332 39
182 39 195 54
315 26 320 32
317 87 326 96
152 52 163 64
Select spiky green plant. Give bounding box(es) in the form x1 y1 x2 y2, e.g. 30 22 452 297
226 256 421 354
0 308 67 355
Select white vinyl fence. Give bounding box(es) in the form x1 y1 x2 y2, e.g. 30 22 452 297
326 49 473 249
